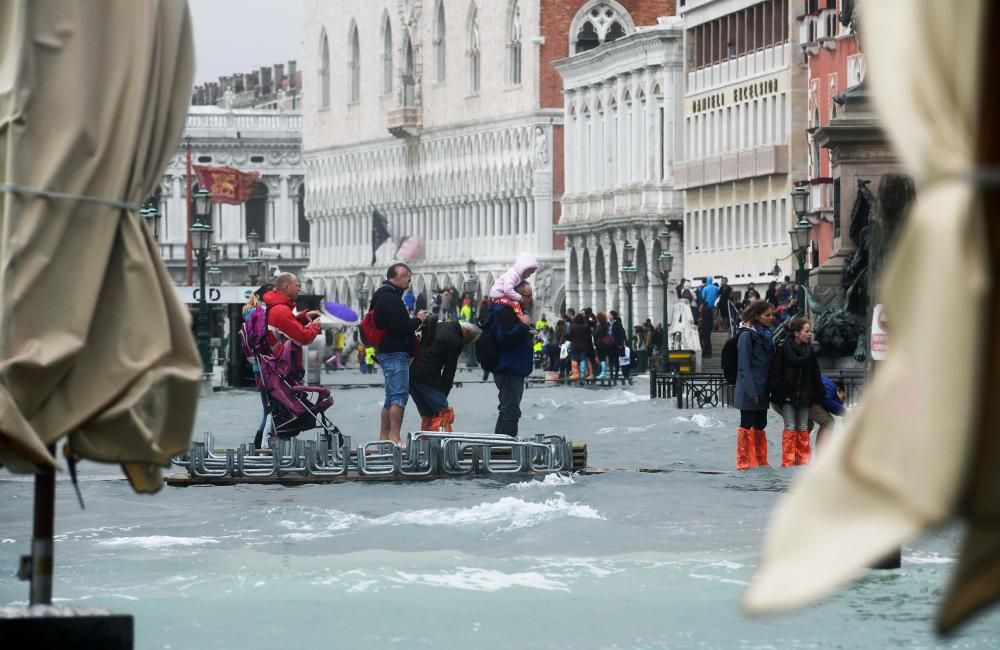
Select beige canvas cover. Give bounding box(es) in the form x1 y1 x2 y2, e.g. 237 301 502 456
744 0 996 632
0 0 201 493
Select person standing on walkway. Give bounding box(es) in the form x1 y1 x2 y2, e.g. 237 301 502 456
699 276 720 357
768 317 824 467
733 300 775 470
718 277 733 332
491 281 534 436
371 263 427 446
608 310 627 384
409 320 480 432
568 312 592 383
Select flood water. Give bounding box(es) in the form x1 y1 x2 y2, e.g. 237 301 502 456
1 372 997 649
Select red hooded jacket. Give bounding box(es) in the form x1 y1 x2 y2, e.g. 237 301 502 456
263 290 320 354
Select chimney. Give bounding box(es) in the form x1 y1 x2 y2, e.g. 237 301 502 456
273 63 285 91
259 66 272 96
233 75 245 93
287 60 297 89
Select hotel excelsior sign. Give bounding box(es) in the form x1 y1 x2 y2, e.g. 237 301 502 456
689 77 781 115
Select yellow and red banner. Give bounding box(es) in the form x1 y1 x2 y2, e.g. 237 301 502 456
193 165 261 205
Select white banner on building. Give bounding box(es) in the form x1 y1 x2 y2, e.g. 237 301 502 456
174 286 257 305
871 303 889 361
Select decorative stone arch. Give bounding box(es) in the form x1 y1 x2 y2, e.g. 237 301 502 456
319 27 331 109
569 0 636 54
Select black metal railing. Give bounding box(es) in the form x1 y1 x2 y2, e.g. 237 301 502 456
651 367 866 409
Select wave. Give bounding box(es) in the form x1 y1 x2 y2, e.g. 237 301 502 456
671 414 725 429
97 536 220 549
904 551 955 565
581 390 649 406
278 492 603 539
391 567 570 592
507 473 577 490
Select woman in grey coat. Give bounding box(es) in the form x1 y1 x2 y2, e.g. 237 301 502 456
733 300 775 470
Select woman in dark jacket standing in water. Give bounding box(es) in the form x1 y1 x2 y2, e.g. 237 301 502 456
732 300 775 470
768 318 825 467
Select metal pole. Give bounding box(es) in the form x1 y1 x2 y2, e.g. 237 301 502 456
197 253 212 375
185 138 193 286
660 279 669 371
29 445 56 605
626 286 633 347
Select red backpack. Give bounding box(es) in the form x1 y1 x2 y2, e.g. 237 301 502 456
358 308 387 347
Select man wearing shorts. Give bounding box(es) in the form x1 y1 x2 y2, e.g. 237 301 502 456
370 263 426 445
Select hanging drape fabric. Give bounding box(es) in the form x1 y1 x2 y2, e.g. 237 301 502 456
745 0 997 633
0 0 201 493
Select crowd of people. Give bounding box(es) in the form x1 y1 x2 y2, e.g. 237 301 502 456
241 260 841 464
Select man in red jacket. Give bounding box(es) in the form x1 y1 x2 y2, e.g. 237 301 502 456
263 273 321 360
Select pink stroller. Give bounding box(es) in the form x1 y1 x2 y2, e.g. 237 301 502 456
240 307 342 443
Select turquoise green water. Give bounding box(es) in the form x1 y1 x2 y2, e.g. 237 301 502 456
1 378 997 649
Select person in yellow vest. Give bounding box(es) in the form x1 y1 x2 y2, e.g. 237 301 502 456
459 298 473 323
334 329 346 353
365 345 377 374
535 314 549 331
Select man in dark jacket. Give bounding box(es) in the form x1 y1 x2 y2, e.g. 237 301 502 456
491 281 534 436
409 321 481 432
718 277 733 331
372 263 426 446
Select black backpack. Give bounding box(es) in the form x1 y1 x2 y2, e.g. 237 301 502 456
475 310 500 372
721 329 747 386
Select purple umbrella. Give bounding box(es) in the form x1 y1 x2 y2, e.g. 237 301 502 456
322 301 360 326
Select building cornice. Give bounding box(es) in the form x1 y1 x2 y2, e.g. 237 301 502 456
554 26 684 89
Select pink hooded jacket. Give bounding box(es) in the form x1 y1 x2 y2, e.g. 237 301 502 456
489 253 538 303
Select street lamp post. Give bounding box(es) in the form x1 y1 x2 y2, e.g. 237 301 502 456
790 186 811 286
463 258 478 301
621 240 636 346
656 230 674 371
189 188 214 379
141 200 161 241
355 271 369 314
246 229 262 285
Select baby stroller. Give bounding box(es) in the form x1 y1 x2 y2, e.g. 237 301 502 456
240 307 343 445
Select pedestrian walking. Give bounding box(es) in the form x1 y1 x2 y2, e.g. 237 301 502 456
569 312 592 382
371 263 427 446
733 300 776 470
768 317 824 467
490 281 535 436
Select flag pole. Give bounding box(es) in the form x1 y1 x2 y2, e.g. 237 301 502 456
185 136 193 286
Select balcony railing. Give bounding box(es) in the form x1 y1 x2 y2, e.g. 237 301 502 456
185 109 303 132
686 44 790 95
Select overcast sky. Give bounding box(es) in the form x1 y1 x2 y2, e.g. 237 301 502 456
188 0 304 85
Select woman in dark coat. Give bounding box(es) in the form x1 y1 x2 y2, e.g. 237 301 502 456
768 317 825 467
568 313 592 382
733 300 775 470
594 311 612 380
764 281 778 308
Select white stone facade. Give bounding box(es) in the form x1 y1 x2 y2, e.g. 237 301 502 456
675 0 809 293
302 0 564 314
159 106 307 286
555 20 686 326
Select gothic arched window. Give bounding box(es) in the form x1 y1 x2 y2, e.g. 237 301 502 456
434 1 447 83
348 22 360 103
319 29 330 108
381 14 393 95
403 30 416 107
467 2 481 94
508 1 522 86
571 1 635 54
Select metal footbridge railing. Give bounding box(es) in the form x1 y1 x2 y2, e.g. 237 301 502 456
169 430 582 484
